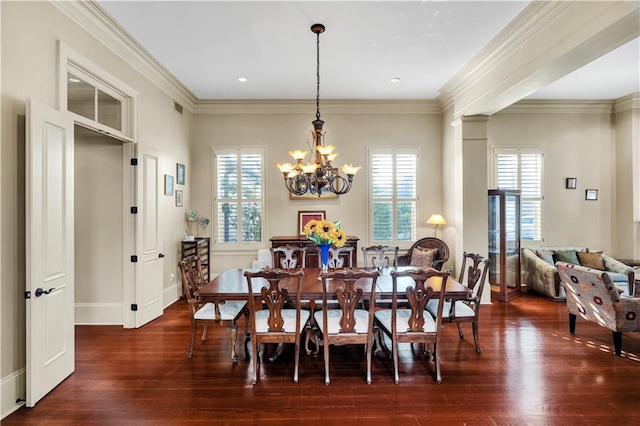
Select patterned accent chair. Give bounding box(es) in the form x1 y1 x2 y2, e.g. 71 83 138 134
557 262 640 356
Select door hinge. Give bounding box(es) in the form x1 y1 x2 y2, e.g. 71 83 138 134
24 291 31 299
131 304 138 311
131 255 138 263
130 158 138 166
130 206 138 214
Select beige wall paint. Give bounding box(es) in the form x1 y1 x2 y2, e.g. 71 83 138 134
489 108 617 253
193 106 443 273
1 1 192 412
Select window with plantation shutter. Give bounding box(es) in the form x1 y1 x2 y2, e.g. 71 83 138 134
213 147 265 249
369 148 418 244
493 148 543 243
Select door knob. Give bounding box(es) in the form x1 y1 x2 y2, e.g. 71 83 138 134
159 253 165 258
35 288 55 297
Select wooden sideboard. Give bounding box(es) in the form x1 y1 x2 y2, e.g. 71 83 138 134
270 235 359 268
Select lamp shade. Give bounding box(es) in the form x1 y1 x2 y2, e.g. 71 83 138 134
426 214 446 226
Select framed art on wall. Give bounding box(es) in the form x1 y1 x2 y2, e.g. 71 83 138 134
164 175 174 196
298 210 325 235
175 190 183 207
565 177 577 189
585 189 598 200
176 163 185 185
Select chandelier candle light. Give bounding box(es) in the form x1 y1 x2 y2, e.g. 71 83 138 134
276 23 360 197
302 219 346 273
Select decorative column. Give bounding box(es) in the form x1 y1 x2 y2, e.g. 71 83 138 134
451 115 490 302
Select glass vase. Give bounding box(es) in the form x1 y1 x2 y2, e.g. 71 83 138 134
319 244 331 274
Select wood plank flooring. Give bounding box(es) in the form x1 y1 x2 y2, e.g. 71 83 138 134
5 293 640 425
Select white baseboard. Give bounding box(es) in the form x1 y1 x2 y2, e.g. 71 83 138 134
164 282 180 309
75 303 123 325
1 368 25 420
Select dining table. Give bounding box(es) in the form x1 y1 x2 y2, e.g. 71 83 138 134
197 266 472 303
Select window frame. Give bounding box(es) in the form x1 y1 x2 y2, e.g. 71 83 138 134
491 147 544 244
212 146 266 251
367 146 420 247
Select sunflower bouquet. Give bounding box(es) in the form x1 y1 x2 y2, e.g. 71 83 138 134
302 219 346 248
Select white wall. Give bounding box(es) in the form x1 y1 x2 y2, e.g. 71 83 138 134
489 103 618 253
192 102 443 273
1 2 192 416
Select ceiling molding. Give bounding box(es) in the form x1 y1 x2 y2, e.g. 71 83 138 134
499 100 614 115
614 93 640 114
52 0 197 112
194 100 441 115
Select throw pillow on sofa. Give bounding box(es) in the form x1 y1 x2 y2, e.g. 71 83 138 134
577 251 605 270
555 249 580 265
536 249 555 265
410 246 438 269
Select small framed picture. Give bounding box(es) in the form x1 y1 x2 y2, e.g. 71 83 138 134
298 210 326 235
585 189 598 201
566 177 577 189
175 190 183 207
176 163 185 185
164 175 174 196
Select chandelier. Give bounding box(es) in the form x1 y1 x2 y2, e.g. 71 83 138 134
276 23 360 197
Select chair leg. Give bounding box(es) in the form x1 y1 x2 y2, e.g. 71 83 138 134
251 338 259 385
294 334 301 383
472 321 481 354
456 322 464 339
188 320 197 358
201 325 208 342
324 335 330 386
613 331 622 356
392 337 400 384
227 324 239 363
366 334 373 385
433 341 442 384
569 313 576 333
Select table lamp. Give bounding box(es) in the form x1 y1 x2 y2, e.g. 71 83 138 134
426 214 446 238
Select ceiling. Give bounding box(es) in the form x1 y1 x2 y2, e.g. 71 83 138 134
97 1 639 102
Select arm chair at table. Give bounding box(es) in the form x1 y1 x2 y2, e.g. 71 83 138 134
178 255 248 362
315 269 380 385
397 237 450 270
361 245 399 268
374 269 450 383
271 245 306 269
426 252 489 353
244 268 309 384
557 262 640 356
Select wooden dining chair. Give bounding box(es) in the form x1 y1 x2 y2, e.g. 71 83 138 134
179 255 248 362
271 245 306 268
315 269 380 385
317 245 355 268
426 252 489 353
361 245 399 268
374 268 449 383
244 268 309 384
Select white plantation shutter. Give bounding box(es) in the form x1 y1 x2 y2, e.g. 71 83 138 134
213 147 264 249
370 148 418 244
494 148 543 242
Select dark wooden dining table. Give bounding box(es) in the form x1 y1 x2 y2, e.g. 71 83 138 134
197 266 472 303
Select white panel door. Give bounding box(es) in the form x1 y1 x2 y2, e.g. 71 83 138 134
26 99 75 407
134 143 163 327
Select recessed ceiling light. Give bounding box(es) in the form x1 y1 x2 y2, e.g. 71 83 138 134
68 77 81 83
238 77 247 82
390 77 401 83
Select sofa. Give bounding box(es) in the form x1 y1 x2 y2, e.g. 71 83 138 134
522 247 635 301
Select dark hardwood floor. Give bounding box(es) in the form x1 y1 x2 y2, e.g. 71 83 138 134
5 292 640 425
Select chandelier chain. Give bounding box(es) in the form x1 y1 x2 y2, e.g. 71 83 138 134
316 29 321 121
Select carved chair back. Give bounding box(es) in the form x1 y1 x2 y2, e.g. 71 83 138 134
361 245 399 268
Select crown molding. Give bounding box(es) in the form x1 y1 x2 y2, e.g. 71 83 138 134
614 93 640 113
194 99 441 115
439 1 571 100
499 99 614 115
52 0 197 112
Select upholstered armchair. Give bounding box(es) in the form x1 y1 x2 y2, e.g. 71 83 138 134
397 237 449 270
557 262 640 356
